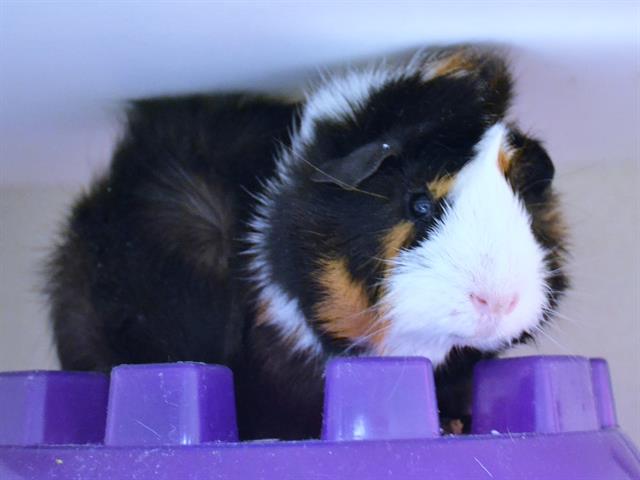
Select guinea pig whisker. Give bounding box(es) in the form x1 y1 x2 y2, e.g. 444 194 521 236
531 324 569 352
342 302 386 323
239 184 267 204
524 201 560 209
298 157 389 201
430 139 457 154
342 320 394 356
519 178 554 196
339 302 387 330
543 319 569 335
544 268 566 278
298 229 325 238
371 256 395 267
544 309 584 328
330 227 393 250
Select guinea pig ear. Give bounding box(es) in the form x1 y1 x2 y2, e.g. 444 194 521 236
508 131 555 197
309 140 399 187
421 46 513 120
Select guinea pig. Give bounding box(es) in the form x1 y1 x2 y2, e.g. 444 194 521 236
45 46 568 440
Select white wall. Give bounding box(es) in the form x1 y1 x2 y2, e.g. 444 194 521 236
1 1 638 443
0 186 71 371
2 2 638 184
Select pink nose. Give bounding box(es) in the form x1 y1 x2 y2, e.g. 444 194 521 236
470 292 519 316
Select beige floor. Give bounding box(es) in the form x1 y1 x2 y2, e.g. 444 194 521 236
1 161 638 444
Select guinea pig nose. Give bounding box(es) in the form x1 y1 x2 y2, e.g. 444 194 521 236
470 292 519 316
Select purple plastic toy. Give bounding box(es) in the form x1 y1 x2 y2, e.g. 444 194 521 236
0 371 108 446
322 357 439 441
0 356 638 480
105 363 237 445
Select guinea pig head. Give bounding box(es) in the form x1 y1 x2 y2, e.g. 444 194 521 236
249 47 568 365
381 123 564 363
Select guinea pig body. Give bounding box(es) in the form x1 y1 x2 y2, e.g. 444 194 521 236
46 47 568 440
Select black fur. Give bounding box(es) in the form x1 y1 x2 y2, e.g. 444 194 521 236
47 94 296 371
46 48 568 440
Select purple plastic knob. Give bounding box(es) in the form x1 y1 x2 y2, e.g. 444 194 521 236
472 356 600 434
0 371 108 445
104 363 238 446
590 358 618 428
321 357 439 441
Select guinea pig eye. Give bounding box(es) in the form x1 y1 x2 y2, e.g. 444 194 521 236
409 193 433 218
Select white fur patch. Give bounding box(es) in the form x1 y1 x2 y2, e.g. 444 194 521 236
296 68 395 148
380 123 549 365
245 178 323 357
260 284 324 355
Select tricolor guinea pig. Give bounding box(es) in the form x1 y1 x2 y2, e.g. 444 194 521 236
46 46 568 440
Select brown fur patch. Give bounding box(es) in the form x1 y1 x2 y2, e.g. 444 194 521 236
314 258 382 344
434 51 477 77
498 147 513 176
427 175 456 199
382 221 415 261
534 194 569 248
254 300 271 326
